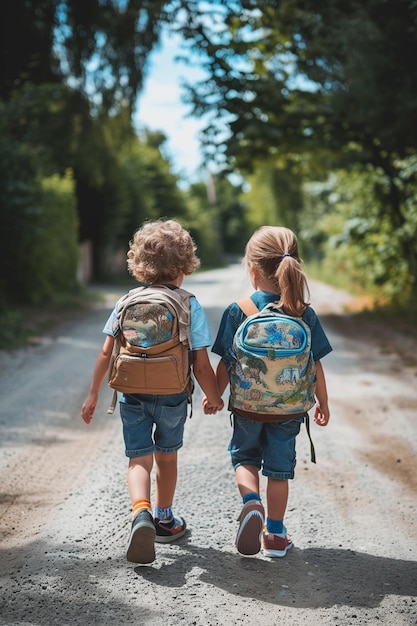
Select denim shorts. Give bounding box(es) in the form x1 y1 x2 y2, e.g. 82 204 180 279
228 414 304 480
119 391 189 458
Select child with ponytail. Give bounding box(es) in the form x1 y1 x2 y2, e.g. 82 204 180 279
206 226 332 558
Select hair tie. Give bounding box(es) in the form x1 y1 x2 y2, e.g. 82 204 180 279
282 253 291 259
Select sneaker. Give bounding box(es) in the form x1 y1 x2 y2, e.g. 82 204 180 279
262 528 293 558
235 500 265 556
126 509 156 564
154 515 187 543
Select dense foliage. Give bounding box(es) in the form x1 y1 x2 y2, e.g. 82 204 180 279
1 0 417 323
177 0 417 303
0 0 229 318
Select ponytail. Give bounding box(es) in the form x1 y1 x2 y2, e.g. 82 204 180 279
275 255 310 317
245 226 310 317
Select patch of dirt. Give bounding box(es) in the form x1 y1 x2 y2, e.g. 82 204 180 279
1 273 416 626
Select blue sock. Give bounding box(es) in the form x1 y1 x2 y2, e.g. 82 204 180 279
154 505 173 521
242 492 261 504
266 517 284 535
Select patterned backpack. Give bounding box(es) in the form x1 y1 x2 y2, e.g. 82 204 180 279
107 284 193 414
230 298 316 418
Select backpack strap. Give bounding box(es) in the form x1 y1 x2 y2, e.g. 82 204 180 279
235 297 259 317
305 415 316 464
107 389 118 415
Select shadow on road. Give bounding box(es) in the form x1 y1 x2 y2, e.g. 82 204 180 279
135 540 417 610
2 535 416 624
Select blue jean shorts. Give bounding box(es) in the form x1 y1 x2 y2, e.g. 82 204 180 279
228 414 304 480
119 391 189 458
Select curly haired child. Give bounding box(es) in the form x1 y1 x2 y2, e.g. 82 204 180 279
82 219 223 564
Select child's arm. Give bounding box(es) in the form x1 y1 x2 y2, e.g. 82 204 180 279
215 359 229 396
192 348 224 414
202 359 229 415
313 360 330 426
81 335 115 425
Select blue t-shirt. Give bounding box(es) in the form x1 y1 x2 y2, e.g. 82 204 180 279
103 294 212 350
212 291 332 370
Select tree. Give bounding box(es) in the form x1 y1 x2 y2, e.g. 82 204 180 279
0 0 59 99
0 0 168 114
0 1 190 285
176 0 417 300
179 1 417 162
0 97 78 308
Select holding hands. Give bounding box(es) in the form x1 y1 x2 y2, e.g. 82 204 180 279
202 396 224 415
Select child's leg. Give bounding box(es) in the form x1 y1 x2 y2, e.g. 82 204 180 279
229 417 264 555
128 454 153 513
153 450 186 542
151 392 188 542
126 454 155 564
260 419 302 557
120 397 154 518
262 477 292 557
235 464 264 556
154 451 177 508
235 464 260 498
120 398 156 563
266 477 288 523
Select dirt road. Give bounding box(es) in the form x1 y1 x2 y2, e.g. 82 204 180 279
0 265 416 626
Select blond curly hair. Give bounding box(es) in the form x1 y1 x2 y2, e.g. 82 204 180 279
127 219 200 283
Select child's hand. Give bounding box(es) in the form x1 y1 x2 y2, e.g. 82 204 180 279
313 402 330 426
202 397 215 414
81 392 98 425
202 396 224 415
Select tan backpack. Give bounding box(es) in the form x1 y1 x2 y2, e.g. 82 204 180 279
107 284 194 414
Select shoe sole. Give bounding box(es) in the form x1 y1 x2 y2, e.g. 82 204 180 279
263 541 293 558
236 510 264 556
126 523 156 564
155 526 187 544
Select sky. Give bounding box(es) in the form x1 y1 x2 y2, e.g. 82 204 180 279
134 29 209 186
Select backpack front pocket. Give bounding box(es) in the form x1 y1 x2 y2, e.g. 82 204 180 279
109 353 187 394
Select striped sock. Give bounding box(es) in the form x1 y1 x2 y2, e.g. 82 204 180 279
154 505 173 521
132 498 152 519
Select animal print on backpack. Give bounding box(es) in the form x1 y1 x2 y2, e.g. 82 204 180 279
230 299 316 418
